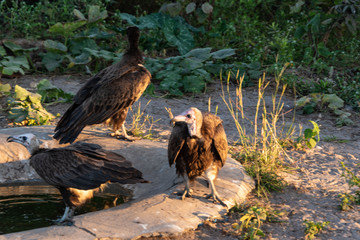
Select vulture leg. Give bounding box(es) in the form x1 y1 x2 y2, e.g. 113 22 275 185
179 175 193 200
56 206 75 225
109 123 138 141
204 164 227 207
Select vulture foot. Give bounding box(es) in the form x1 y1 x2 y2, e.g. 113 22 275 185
54 218 74 226
109 130 139 142
205 193 228 207
178 188 193 200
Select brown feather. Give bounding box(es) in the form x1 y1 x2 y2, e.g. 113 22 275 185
168 110 228 181
30 142 147 208
54 27 151 144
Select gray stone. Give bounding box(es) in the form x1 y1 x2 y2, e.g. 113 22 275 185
0 126 254 240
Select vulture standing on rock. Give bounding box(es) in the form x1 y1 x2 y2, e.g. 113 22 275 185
168 107 228 206
54 26 151 144
7 133 147 224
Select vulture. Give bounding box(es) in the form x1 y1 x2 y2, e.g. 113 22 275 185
7 133 147 224
54 26 151 144
168 107 228 206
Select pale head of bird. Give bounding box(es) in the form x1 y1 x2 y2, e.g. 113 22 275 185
7 133 41 155
171 107 203 139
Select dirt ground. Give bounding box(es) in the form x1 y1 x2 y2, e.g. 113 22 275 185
1 74 360 239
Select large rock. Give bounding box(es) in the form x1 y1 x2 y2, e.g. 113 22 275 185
0 126 254 240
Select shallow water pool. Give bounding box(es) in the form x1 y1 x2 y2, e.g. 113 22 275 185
0 183 126 234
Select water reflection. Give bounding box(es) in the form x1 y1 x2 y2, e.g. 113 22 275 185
0 183 127 234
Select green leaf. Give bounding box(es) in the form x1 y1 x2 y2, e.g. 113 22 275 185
294 25 306 39
308 13 320 34
41 52 64 71
306 138 317 149
186 2 196 14
182 75 206 93
304 128 313 139
37 79 74 103
159 2 182 16
3 41 37 53
317 42 331 57
69 38 98 55
73 9 86 20
119 13 138 26
185 47 212 61
0 46 6 56
44 40 68 53
49 21 87 38
201 2 213 14
88 5 108 23
0 83 11 96
14 85 31 101
160 15 195 55
290 0 305 13
210 48 235 59
2 55 29 69
322 94 344 110
180 58 203 70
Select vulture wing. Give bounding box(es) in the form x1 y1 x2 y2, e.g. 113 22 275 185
212 122 228 167
30 142 146 190
54 65 151 143
203 112 228 167
168 122 187 166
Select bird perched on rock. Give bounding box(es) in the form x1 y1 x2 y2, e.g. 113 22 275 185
7 133 147 224
168 107 228 206
54 26 151 144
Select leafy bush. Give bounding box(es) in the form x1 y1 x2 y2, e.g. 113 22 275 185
304 220 330 240
116 12 200 55
37 79 74 104
41 5 115 72
7 85 55 126
145 47 236 96
0 41 35 76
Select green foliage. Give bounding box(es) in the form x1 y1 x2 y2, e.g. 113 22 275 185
0 83 11 97
117 12 198 55
339 162 360 210
41 5 112 72
224 66 293 198
0 42 35 76
230 205 284 240
296 120 320 149
339 193 357 211
7 85 55 126
145 47 235 96
36 79 74 104
0 0 109 39
304 220 330 240
296 93 354 126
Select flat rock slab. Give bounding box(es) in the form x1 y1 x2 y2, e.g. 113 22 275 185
0 126 254 240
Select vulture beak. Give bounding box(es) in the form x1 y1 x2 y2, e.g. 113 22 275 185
7 135 29 148
170 115 187 126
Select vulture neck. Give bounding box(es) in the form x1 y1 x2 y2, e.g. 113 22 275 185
27 145 41 156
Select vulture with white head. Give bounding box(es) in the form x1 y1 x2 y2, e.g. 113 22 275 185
7 133 147 224
168 107 228 206
53 26 151 144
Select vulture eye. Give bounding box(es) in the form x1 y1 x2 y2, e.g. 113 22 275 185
21 136 27 141
186 114 191 118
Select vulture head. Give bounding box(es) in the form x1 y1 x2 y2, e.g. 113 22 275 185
171 107 203 139
7 133 41 155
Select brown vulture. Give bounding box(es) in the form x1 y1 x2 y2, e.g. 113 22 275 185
168 107 228 206
7 133 147 224
53 26 151 144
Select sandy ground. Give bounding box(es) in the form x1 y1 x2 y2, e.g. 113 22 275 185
0 74 359 239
